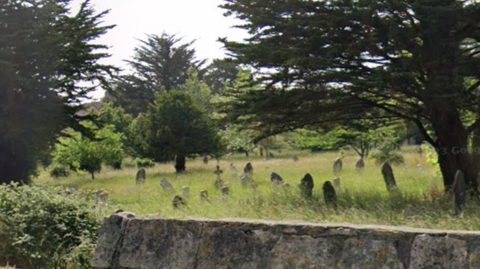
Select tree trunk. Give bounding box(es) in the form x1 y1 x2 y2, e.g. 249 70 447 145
471 129 480 174
91 171 95 180
260 147 263 157
175 154 186 173
430 108 478 191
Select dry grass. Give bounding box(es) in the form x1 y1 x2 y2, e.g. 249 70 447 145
35 147 480 230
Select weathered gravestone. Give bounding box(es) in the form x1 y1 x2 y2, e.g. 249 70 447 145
230 163 238 178
293 155 299 162
200 190 209 201
333 177 340 189
323 181 337 207
136 168 146 185
160 178 175 194
244 162 254 175
203 156 209 165
221 185 230 196
381 162 397 191
452 170 466 215
270 172 284 185
333 157 343 174
214 165 224 189
356 158 365 170
182 186 190 198
240 173 252 187
299 173 314 197
70 184 78 191
172 195 186 208
268 152 275 159
95 190 108 205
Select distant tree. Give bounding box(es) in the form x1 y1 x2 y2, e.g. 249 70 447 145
221 0 480 191
204 58 240 94
108 33 206 116
133 91 222 172
53 124 124 179
0 0 115 184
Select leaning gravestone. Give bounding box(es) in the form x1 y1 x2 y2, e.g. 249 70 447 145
293 155 299 162
160 178 175 194
356 158 365 171
172 195 186 208
270 172 284 185
200 190 209 201
333 177 340 189
182 186 190 198
333 157 343 174
452 170 466 215
240 173 252 187
136 168 146 185
323 181 337 207
244 162 254 175
299 173 314 197
381 162 397 191
203 156 209 165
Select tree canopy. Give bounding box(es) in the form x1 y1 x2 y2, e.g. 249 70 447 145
221 0 480 190
0 0 114 184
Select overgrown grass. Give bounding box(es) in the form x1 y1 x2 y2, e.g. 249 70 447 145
35 147 479 230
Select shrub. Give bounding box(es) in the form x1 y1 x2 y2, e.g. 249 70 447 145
370 139 405 165
135 158 155 168
49 165 71 178
0 184 102 269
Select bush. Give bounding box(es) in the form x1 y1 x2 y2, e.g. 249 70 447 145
0 184 102 269
370 139 404 165
135 158 155 168
50 165 71 178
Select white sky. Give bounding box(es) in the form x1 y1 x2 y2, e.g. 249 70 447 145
74 0 248 99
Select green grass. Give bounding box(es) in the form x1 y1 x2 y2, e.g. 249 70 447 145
35 147 479 230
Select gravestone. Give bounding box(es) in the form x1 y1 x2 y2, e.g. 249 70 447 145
356 158 365 170
160 178 175 194
293 155 299 162
323 181 337 207
299 173 314 197
251 181 258 193
333 177 340 189
270 172 284 185
95 190 108 205
214 165 224 189
182 186 190 198
244 162 254 175
200 190 208 201
203 156 209 165
452 170 466 215
136 168 146 185
333 157 343 174
172 195 186 208
381 162 397 191
268 152 275 159
230 163 238 179
240 173 252 187
70 184 78 191
221 185 230 196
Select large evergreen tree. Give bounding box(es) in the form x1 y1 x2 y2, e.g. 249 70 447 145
108 33 206 116
221 0 480 191
0 0 114 184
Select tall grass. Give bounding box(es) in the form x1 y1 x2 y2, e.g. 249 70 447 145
35 147 479 230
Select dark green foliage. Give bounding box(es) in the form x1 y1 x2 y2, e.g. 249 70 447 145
204 58 239 94
0 184 101 269
133 91 222 172
108 33 206 116
49 165 71 178
221 0 480 190
0 0 115 184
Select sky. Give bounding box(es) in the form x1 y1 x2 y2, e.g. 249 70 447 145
73 0 248 99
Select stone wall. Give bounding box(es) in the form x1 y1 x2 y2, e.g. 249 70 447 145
94 212 480 269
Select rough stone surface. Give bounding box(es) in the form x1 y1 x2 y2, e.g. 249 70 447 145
94 215 480 269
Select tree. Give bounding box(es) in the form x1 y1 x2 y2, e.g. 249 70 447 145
0 0 114 184
204 58 240 94
53 124 124 179
108 33 206 116
133 91 222 173
221 0 480 191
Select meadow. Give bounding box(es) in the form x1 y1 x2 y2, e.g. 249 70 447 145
36 147 480 230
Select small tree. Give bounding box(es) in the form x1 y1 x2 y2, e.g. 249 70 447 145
134 91 222 172
53 124 124 179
